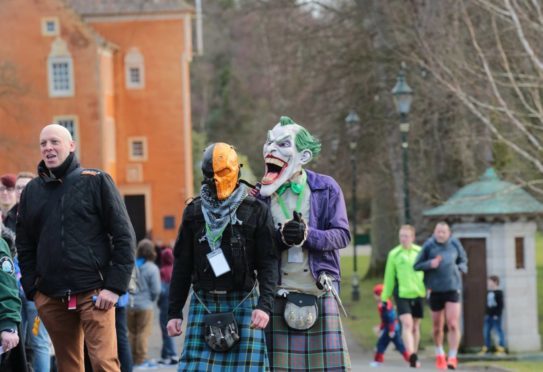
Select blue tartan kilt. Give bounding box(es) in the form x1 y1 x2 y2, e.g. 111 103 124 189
179 289 270 372
265 292 351 372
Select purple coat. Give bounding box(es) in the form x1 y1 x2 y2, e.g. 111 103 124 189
261 169 351 282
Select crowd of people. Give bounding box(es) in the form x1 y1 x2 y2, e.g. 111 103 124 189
0 118 504 372
0 124 180 371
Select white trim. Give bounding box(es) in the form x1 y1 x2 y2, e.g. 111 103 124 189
41 17 59 36
181 13 194 199
128 136 148 161
48 56 75 97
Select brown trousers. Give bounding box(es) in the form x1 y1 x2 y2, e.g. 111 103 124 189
126 308 154 365
34 290 119 372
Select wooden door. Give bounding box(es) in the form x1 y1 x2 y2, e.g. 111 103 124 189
460 238 487 350
124 194 146 242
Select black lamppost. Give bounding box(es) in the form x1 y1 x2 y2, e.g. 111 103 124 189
391 65 414 224
345 110 360 302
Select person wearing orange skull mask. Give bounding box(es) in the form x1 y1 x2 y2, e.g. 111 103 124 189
201 142 241 201
167 143 278 371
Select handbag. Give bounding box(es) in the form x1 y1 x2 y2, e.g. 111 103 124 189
284 292 319 330
191 283 256 352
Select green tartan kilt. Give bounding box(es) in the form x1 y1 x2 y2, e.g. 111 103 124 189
179 289 270 372
265 292 351 371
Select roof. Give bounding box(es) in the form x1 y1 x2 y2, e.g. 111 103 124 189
65 0 192 16
424 168 543 217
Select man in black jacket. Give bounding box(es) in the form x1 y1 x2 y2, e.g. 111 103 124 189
16 124 136 371
167 143 278 370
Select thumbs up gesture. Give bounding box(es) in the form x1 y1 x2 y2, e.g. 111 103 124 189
281 211 308 246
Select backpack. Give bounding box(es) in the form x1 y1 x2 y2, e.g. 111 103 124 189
128 264 140 295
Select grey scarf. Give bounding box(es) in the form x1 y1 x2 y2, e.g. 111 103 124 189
200 183 248 250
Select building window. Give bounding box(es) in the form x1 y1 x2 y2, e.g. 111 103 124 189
129 67 141 85
124 48 145 89
42 18 59 36
54 115 79 155
128 137 148 161
51 59 71 91
515 237 525 269
164 216 176 230
48 39 74 97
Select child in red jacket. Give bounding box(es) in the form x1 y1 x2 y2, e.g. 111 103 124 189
370 284 411 368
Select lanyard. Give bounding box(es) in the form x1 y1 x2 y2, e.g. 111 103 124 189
205 223 227 250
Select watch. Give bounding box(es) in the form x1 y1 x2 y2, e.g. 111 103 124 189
1 328 17 334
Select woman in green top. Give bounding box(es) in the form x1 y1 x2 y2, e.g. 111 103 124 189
381 225 425 368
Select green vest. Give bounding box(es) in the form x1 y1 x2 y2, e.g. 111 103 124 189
0 237 21 331
381 244 426 300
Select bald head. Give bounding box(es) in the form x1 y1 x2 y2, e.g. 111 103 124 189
41 124 73 142
40 123 75 169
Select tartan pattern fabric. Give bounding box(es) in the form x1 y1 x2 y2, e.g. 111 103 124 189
178 289 270 372
265 293 351 371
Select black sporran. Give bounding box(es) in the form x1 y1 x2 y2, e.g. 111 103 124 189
203 311 240 352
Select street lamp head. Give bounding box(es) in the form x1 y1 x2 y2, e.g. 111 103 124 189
391 68 413 115
345 110 361 127
345 110 360 150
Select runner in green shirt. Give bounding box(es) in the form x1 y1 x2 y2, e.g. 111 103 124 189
381 225 425 368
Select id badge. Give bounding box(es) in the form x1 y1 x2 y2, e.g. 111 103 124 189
207 248 231 277
288 246 304 263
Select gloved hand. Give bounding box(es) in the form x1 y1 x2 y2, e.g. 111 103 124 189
281 211 307 246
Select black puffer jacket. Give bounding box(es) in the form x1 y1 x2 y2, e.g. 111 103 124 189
16 156 136 299
168 195 278 319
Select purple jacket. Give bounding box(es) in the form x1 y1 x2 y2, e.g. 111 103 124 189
261 169 351 282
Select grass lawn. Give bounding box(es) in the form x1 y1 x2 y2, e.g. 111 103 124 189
464 361 543 372
340 233 543 353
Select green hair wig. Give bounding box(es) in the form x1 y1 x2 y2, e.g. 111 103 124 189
279 116 321 157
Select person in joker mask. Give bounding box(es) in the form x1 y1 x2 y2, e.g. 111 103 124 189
167 143 278 371
258 116 352 371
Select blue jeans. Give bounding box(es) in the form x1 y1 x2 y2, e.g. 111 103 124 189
116 306 133 372
25 300 51 372
158 282 177 359
376 329 406 354
484 315 505 348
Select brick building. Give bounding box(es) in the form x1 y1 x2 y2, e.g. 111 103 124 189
0 0 194 242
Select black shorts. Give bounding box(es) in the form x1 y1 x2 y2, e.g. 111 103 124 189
395 297 424 318
428 290 461 312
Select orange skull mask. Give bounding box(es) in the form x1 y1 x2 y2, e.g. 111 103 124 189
201 143 240 200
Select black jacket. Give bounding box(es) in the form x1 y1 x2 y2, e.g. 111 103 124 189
486 289 504 317
168 195 278 319
16 157 136 299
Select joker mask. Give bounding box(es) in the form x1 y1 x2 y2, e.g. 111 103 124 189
260 116 320 197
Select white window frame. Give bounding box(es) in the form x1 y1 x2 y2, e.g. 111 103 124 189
124 48 145 89
48 56 75 97
128 137 148 161
41 17 59 36
54 115 80 156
